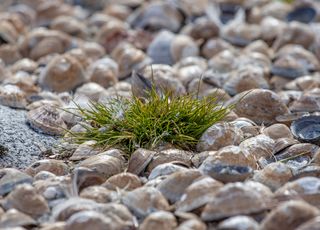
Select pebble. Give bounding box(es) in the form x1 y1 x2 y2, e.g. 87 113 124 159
79 186 115 203
229 89 289 125
0 168 33 195
79 150 125 181
25 159 69 176
39 53 86 92
157 169 202 203
102 172 142 191
0 209 36 229
122 186 170 219
176 176 223 212
252 162 293 191
139 211 177 230
260 200 319 230
197 122 244 151
3 184 49 217
217 216 259 230
201 182 273 221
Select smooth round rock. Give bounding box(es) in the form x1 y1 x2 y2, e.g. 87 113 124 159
217 215 259 230
79 150 125 181
199 146 256 183
147 149 193 174
201 182 273 221
0 209 36 229
102 172 142 191
87 57 118 88
252 162 293 191
261 200 319 230
25 159 68 177
157 169 202 203
3 184 49 217
122 186 170 219
276 176 320 195
239 134 275 160
70 140 100 161
39 54 86 92
0 168 33 196
229 89 289 125
79 186 115 203
176 219 207 230
65 210 126 230
140 211 177 230
170 34 199 63
74 83 106 102
147 30 175 65
197 122 244 151
127 148 156 175
176 176 223 212
262 123 294 140
148 163 189 180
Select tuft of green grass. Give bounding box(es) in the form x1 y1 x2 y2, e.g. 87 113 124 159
278 0 294 3
67 86 232 155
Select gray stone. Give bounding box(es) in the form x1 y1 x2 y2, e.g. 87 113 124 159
0 105 58 169
147 30 174 65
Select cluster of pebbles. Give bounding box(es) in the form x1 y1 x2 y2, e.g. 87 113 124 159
2 0 320 229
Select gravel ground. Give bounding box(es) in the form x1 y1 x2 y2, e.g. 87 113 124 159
0 105 58 169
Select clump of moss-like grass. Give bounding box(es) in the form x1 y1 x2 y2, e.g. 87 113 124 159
67 82 232 155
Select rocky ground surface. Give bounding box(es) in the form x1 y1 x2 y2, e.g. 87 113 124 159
1 0 320 230
0 105 58 169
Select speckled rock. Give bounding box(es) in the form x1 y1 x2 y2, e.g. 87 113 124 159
147 149 194 173
122 186 170 219
199 145 256 183
228 89 289 125
201 181 273 221
197 122 244 151
0 105 58 169
70 140 100 161
176 176 223 212
148 163 189 180
239 134 275 160
252 162 293 191
274 177 320 206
